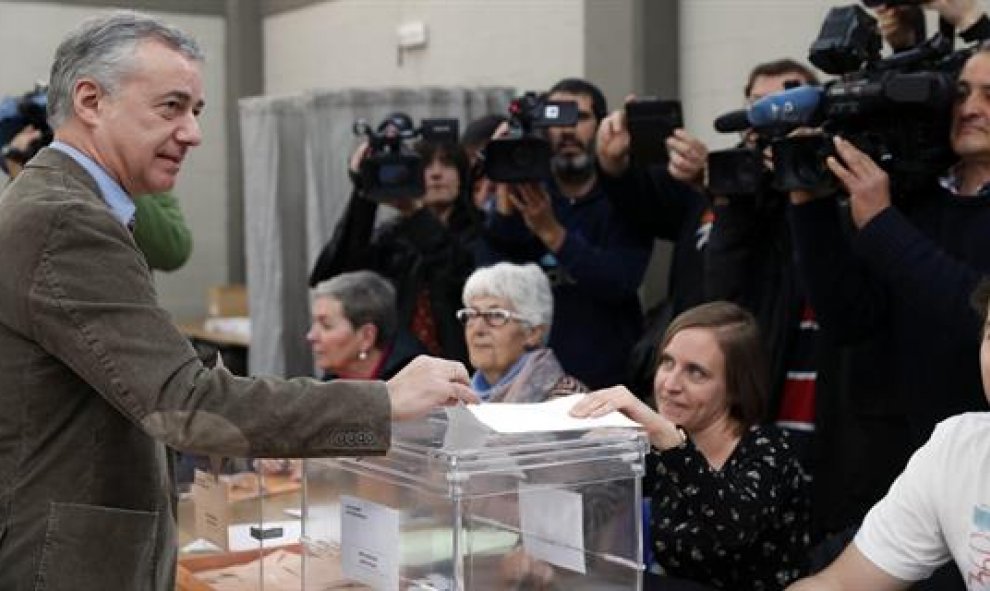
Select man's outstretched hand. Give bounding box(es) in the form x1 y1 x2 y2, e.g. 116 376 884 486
386 355 479 421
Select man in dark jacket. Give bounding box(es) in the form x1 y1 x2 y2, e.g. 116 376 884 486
479 78 653 389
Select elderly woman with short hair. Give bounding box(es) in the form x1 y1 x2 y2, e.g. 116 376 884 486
457 262 585 402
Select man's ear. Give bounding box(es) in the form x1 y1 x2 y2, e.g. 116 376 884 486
72 79 105 126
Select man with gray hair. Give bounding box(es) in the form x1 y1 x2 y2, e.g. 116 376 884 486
0 11 477 590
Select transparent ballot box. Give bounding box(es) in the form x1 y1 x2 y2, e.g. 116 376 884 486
299 412 648 590
176 466 304 591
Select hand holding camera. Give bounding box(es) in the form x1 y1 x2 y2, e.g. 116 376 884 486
506 182 566 252
596 95 687 179
825 136 892 228
347 140 371 176
666 128 709 188
595 107 632 177
0 85 52 177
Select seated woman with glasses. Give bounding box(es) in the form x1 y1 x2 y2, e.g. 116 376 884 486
572 301 811 590
457 262 586 402
459 262 623 588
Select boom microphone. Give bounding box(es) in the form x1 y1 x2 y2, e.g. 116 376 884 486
713 85 824 133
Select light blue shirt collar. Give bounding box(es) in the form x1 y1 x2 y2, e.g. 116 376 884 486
50 141 135 228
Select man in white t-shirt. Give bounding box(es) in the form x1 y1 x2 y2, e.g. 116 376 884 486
788 277 990 590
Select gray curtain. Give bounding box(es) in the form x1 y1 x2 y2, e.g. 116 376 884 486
240 87 513 378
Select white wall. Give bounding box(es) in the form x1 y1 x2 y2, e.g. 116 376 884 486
264 0 585 96
585 0 639 111
0 1 228 321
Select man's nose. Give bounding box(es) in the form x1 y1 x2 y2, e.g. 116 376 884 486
176 113 202 146
958 89 988 118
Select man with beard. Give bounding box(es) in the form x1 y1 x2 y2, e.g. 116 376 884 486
479 78 652 389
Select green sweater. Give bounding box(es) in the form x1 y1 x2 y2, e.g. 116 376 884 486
133 192 192 271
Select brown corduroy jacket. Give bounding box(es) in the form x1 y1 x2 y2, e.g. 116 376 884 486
0 147 391 590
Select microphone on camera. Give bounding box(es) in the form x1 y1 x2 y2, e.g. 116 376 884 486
712 109 752 134
713 85 824 133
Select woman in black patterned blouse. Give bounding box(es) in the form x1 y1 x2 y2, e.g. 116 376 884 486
572 301 810 590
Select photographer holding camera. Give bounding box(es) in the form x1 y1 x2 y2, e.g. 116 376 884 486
477 78 653 390
309 114 480 363
776 2 990 586
704 57 920 565
700 60 829 471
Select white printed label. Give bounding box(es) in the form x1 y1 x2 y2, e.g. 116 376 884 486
519 486 586 574
341 495 400 590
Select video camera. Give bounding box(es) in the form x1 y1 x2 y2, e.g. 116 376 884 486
710 3 970 197
352 114 459 202
483 92 579 183
0 84 52 176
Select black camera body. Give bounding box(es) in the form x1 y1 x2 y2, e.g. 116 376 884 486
776 4 963 193
626 98 683 167
483 92 579 183
711 4 969 197
708 147 768 197
353 115 459 202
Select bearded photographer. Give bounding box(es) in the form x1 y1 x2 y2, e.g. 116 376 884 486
309 114 481 363
477 78 653 390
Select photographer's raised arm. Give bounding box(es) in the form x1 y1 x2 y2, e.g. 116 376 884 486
2 125 43 178
596 107 709 242
596 107 631 178
309 141 381 286
666 128 709 192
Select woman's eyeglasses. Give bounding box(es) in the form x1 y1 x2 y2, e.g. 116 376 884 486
455 307 528 328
